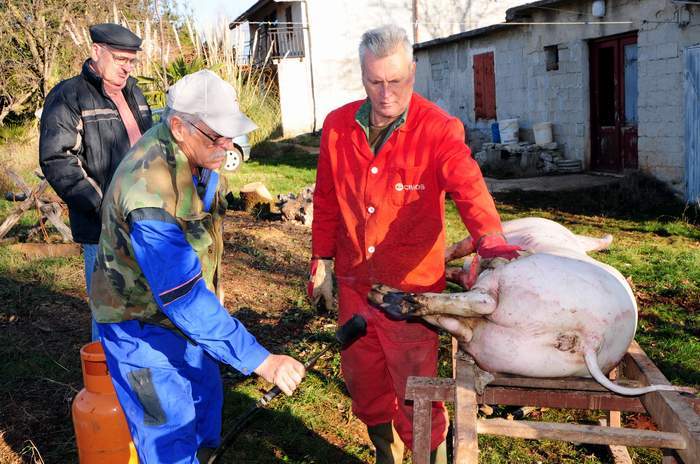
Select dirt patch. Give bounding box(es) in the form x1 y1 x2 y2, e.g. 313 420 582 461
0 209 359 463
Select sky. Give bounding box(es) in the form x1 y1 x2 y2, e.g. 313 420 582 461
182 0 257 27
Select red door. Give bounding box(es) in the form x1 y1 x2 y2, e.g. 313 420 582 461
590 33 638 172
473 52 496 120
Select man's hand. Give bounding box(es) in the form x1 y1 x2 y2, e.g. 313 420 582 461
254 354 306 396
475 234 523 261
464 234 525 288
307 257 335 311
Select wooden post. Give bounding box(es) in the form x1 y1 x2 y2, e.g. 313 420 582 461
406 377 454 464
453 351 478 463
412 398 432 464
40 202 73 242
604 367 633 464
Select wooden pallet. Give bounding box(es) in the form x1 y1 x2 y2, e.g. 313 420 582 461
406 341 700 464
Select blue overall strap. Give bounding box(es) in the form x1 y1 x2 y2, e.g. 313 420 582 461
192 168 219 213
127 207 269 375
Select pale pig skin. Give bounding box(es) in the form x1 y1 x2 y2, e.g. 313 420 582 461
461 217 635 378
370 218 681 395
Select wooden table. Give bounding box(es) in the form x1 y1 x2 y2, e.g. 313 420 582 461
406 341 700 463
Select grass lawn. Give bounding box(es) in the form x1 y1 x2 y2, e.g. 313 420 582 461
0 135 697 463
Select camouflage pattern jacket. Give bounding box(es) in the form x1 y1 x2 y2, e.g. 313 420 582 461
90 122 226 323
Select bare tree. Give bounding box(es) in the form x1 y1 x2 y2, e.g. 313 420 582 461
0 0 178 125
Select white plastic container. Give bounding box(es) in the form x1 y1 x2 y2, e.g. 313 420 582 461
533 122 553 145
498 118 519 144
592 0 606 18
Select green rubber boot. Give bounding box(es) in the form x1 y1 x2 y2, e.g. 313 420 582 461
367 422 404 464
430 440 447 464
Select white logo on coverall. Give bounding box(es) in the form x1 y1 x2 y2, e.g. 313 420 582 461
395 183 426 191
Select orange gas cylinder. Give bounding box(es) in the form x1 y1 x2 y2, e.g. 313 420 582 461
72 341 138 463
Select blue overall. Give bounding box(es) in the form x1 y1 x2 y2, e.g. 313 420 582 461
97 170 269 463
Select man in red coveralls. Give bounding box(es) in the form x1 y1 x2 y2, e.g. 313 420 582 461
309 24 520 464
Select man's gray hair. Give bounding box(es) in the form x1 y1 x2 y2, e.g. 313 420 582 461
162 107 197 128
359 24 413 67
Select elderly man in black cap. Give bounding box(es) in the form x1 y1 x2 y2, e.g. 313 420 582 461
40 23 152 340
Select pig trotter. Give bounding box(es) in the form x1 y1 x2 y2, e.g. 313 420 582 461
368 284 425 320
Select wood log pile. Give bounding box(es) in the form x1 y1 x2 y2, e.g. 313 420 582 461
0 169 73 244
234 182 315 226
276 184 314 226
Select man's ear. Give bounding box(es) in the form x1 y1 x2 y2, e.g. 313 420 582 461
170 117 186 143
90 44 101 63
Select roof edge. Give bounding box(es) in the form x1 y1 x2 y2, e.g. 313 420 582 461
413 0 570 51
505 0 568 22
413 23 513 51
231 0 272 25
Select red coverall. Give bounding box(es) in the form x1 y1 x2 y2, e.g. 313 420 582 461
312 93 503 450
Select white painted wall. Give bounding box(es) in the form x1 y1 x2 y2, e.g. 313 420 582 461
277 58 315 136
304 0 414 129
414 0 700 196
247 0 531 135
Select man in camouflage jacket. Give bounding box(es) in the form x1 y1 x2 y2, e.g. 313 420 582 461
90 70 305 463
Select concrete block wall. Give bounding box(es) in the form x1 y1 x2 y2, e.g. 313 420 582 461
635 1 699 192
414 0 700 196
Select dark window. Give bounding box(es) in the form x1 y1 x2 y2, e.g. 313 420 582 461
473 52 496 120
545 45 559 71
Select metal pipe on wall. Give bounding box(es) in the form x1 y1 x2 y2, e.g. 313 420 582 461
302 0 318 133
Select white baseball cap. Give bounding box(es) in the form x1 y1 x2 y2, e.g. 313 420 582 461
166 69 257 138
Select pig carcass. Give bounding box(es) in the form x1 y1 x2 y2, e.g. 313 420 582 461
369 217 679 396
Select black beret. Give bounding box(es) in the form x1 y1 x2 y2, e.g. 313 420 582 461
89 23 142 51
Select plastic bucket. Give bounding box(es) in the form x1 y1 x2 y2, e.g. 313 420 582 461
533 122 553 145
498 118 519 144
491 122 501 143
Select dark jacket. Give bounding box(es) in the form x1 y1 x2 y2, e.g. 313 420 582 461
39 60 152 244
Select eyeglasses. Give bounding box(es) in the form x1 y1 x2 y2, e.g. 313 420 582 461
100 45 140 67
185 120 230 147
